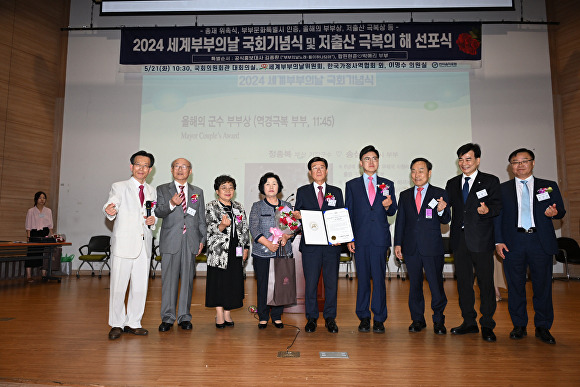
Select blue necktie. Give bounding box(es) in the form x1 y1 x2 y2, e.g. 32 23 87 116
521 180 532 230
462 177 470 203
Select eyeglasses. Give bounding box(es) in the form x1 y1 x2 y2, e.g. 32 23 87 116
133 163 150 169
219 186 235 191
510 159 533 166
173 165 191 170
363 157 379 162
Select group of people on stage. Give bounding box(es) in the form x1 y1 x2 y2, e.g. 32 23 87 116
103 143 565 346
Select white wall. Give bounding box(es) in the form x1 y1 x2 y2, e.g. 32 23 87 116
60 0 563 273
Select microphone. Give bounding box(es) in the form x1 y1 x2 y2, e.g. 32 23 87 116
285 193 295 202
145 200 152 228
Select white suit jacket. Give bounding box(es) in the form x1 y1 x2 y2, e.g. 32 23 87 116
103 178 157 259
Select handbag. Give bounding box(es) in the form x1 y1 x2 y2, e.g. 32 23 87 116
266 252 297 306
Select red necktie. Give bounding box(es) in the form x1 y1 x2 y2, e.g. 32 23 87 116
317 186 324 209
179 185 187 233
368 176 375 205
139 185 144 206
415 186 423 214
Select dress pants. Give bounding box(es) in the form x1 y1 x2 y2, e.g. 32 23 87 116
454 231 496 329
302 247 339 320
354 245 388 322
405 252 447 324
109 241 150 328
160 236 195 325
503 232 554 329
253 256 283 322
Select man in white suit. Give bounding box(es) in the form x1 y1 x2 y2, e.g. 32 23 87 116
155 158 207 332
104 150 157 340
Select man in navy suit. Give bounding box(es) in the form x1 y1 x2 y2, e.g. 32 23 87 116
495 148 565 344
394 158 451 335
293 157 344 333
445 143 501 342
346 145 397 333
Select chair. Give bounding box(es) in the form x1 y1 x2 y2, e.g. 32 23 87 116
442 236 455 281
150 239 162 279
77 235 110 278
385 247 392 281
339 244 353 280
395 254 406 281
555 237 580 281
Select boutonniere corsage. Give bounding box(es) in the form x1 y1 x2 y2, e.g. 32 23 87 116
325 193 335 202
235 214 243 224
190 194 198 204
377 183 389 195
537 187 553 194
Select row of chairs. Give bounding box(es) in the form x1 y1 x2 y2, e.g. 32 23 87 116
339 236 580 281
73 235 580 280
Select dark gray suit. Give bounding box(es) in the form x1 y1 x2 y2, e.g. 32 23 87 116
155 182 207 324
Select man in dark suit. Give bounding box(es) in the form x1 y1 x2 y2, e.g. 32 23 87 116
495 148 565 344
346 145 397 333
394 158 451 335
445 143 501 342
293 157 344 333
155 158 207 332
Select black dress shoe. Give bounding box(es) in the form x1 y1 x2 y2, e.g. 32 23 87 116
124 326 148 335
223 320 234 327
509 326 527 340
450 323 479 335
108 327 123 340
305 318 317 333
481 327 496 342
535 327 556 344
215 322 226 329
273 321 284 329
179 321 193 330
325 318 339 333
258 322 268 329
373 320 385 333
358 318 371 333
158 322 173 332
408 320 427 333
433 322 447 335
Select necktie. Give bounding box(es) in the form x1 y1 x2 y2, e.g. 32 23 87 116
139 185 144 206
179 186 187 213
521 180 532 230
317 186 324 209
462 177 470 203
179 185 187 233
368 176 376 205
415 187 423 214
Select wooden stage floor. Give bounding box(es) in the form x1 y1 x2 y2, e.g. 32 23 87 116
0 274 579 386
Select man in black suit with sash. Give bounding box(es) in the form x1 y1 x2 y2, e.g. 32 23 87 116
445 143 501 342
293 157 344 333
495 148 565 344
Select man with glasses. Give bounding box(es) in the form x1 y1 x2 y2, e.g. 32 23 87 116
293 157 344 333
155 158 207 332
495 148 565 344
346 145 397 333
104 150 157 340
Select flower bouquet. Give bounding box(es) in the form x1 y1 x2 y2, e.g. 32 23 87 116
268 205 301 244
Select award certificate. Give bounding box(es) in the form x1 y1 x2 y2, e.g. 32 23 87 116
323 208 354 244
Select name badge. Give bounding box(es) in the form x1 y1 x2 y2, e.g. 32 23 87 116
425 209 433 219
236 246 243 257
328 199 337 207
39 213 45 218
536 192 550 201
383 190 390 197
476 189 488 199
233 208 241 216
428 198 438 209
187 207 196 217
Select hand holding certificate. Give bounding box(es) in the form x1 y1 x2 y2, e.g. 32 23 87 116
301 208 354 245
